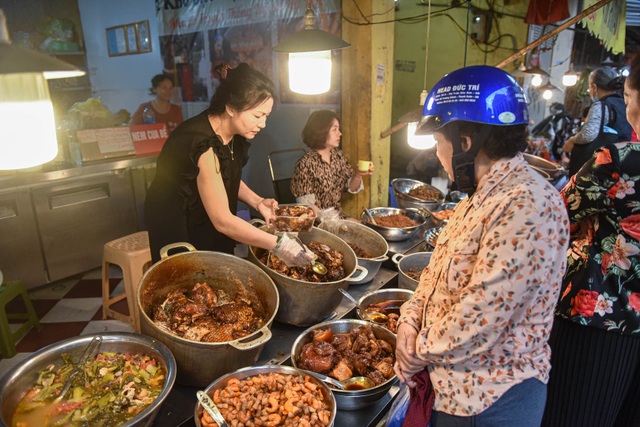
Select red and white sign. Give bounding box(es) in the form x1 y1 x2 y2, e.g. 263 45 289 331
129 123 169 156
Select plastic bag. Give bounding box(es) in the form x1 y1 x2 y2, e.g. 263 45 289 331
386 382 411 427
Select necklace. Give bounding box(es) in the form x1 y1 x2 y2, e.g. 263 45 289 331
227 137 234 160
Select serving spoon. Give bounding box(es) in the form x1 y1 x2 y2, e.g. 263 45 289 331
362 208 378 225
302 369 375 390
292 236 328 275
338 288 389 323
56 335 102 402
197 391 230 427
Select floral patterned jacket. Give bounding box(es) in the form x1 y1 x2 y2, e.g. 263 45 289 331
556 143 640 335
398 154 569 415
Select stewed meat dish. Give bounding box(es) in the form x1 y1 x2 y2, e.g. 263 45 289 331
153 281 266 342
297 324 395 387
348 242 373 258
369 213 418 228
408 185 442 201
274 205 315 232
259 240 346 282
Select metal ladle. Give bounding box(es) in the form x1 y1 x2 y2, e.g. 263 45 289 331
55 335 102 402
338 288 389 323
362 208 378 225
292 236 327 275
302 369 375 390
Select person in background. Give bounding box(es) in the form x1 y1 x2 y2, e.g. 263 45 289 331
290 110 373 217
144 63 314 267
541 53 640 427
562 67 631 176
394 66 569 426
131 74 184 133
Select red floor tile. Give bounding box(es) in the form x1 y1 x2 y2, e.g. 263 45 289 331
6 299 58 324
64 278 120 299
92 296 131 321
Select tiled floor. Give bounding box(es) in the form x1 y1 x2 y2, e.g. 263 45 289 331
0 266 134 378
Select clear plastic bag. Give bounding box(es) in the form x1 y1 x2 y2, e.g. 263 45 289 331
386 382 411 427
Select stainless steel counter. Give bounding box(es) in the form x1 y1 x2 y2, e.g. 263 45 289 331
153 268 403 427
0 155 157 190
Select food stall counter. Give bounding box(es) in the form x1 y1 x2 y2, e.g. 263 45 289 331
152 268 401 427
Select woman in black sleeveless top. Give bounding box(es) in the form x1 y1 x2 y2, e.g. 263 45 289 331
144 63 314 267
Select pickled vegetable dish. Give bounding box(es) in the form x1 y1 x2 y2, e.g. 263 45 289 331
11 352 166 427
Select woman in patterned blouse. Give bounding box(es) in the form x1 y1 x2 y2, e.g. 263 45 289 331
395 66 569 426
541 56 640 427
290 110 373 215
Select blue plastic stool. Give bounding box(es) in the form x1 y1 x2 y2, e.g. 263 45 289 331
0 281 41 359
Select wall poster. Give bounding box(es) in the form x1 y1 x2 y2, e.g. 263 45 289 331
155 0 342 105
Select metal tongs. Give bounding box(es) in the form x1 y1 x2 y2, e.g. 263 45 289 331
197 390 230 427
56 335 102 401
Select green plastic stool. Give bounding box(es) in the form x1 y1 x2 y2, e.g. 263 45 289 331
0 281 41 359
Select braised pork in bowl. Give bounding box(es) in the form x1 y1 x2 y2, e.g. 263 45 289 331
291 319 397 410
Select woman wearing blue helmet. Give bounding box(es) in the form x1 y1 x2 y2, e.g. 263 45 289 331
394 66 570 426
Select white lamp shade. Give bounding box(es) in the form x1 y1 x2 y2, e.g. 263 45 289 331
531 74 543 87
0 73 58 170
288 50 332 95
562 73 578 86
407 122 437 150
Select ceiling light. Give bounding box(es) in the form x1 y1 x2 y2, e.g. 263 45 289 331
273 2 349 95
531 74 543 87
0 9 85 170
562 64 578 87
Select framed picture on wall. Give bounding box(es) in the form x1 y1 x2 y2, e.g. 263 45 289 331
106 25 127 57
126 25 138 53
106 20 151 56
137 20 151 53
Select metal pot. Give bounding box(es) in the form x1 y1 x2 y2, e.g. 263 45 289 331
291 319 397 411
356 288 414 332
361 207 428 242
392 252 433 291
247 223 368 327
194 365 337 427
0 333 176 427
137 243 279 387
392 178 445 211
318 220 389 284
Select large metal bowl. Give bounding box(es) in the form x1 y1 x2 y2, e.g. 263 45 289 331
356 288 414 333
361 207 427 242
248 223 368 327
392 178 445 211
138 244 279 387
318 220 389 284
392 252 433 291
194 365 337 427
0 332 176 427
523 153 565 179
291 319 397 411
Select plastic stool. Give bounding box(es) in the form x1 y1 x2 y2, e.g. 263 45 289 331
0 281 41 359
102 231 152 333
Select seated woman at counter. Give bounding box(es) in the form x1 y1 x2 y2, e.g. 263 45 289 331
131 74 184 133
290 110 373 217
144 63 314 267
394 66 569 426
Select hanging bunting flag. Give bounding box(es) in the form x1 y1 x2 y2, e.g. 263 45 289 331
580 0 626 55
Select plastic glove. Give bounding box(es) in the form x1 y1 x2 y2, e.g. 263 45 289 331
317 207 347 234
270 233 316 268
296 194 316 206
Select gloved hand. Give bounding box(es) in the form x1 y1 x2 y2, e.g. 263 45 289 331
270 233 316 268
317 207 347 234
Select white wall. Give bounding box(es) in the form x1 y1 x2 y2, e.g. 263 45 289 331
77 0 162 116
75 0 331 202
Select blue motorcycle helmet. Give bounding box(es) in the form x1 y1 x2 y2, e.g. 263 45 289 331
415 65 529 135
415 65 529 194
